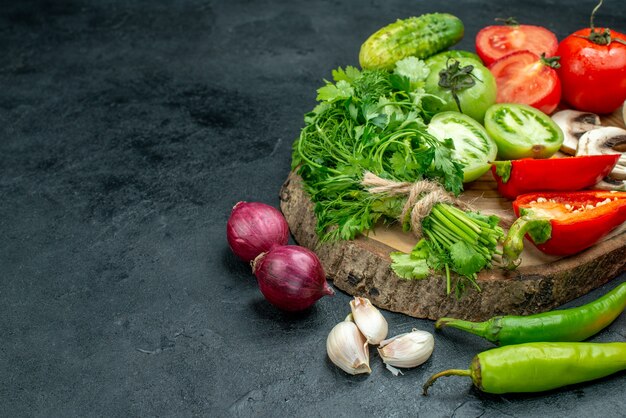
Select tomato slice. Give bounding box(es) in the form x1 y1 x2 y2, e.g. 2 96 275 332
489 51 561 114
475 24 558 66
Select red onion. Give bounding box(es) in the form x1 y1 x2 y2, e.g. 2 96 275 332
226 201 290 262
252 245 334 311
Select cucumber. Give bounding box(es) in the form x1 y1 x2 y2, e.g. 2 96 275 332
359 13 464 71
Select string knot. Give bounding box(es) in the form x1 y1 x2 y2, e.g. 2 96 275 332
361 171 471 238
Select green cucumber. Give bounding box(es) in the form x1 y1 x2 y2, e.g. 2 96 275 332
359 13 464 71
484 104 564 160
427 112 498 182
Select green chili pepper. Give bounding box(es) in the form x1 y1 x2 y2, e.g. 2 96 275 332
423 342 626 395
435 281 626 345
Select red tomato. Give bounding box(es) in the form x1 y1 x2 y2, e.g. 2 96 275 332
556 28 626 114
475 24 558 66
488 51 561 114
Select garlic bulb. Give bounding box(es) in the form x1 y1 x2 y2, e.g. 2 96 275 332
326 314 371 375
377 329 434 369
349 297 388 345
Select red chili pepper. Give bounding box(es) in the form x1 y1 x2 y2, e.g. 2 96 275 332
503 190 626 269
491 155 619 200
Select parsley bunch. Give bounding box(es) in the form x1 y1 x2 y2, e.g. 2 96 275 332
292 59 503 294
391 205 503 296
293 60 461 238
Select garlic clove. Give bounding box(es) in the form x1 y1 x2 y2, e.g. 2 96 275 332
377 329 434 369
326 315 371 375
349 297 388 345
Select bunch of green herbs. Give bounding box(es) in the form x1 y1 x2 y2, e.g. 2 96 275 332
390 205 504 296
291 58 503 294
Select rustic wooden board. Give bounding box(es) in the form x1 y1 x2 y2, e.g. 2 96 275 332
281 108 626 321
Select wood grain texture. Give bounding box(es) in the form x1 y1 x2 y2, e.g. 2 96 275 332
281 107 626 321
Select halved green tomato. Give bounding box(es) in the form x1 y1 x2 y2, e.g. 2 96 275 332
484 103 563 160
427 111 498 182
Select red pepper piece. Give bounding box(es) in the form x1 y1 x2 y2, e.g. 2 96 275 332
491 155 619 200
503 191 626 269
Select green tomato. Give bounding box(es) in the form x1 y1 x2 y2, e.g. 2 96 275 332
424 56 496 124
427 111 498 182
426 50 483 65
484 103 564 160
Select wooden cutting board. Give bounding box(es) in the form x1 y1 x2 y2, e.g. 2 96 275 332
280 107 626 321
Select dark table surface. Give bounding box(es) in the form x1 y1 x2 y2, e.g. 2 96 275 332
2 0 625 416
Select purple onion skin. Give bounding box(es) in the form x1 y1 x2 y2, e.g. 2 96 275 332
253 245 334 312
226 201 290 262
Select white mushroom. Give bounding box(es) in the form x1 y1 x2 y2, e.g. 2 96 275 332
576 126 626 180
551 109 602 155
595 177 626 192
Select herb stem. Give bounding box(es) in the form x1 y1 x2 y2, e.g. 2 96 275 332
430 210 477 244
429 225 455 247
446 206 484 230
433 205 480 241
445 264 451 295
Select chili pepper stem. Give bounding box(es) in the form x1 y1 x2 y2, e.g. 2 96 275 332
502 216 552 270
435 317 490 336
422 369 472 395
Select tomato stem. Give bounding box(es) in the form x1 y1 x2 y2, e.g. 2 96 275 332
437 59 480 115
589 0 602 33
495 17 519 27
580 0 626 46
540 53 561 69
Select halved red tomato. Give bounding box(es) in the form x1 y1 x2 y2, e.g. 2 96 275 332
475 23 558 66
488 51 561 114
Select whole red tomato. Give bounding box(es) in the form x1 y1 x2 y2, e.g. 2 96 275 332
556 28 626 114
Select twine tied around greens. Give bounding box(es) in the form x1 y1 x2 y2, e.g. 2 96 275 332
361 171 473 238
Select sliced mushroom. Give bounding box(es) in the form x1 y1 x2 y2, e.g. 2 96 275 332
551 110 602 155
623 100 626 126
576 126 626 180
595 176 626 191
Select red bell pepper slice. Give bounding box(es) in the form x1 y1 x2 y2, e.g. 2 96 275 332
491 155 619 200
503 190 626 269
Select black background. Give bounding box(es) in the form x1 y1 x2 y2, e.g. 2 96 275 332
2 0 625 416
